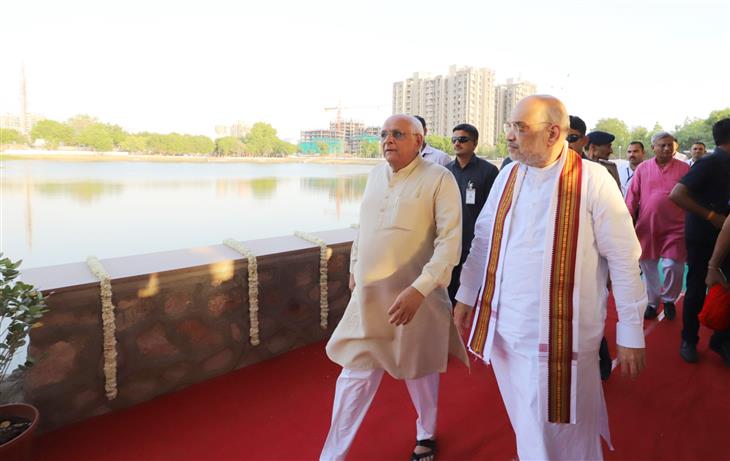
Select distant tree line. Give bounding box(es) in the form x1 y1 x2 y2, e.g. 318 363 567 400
214 123 296 157
3 108 727 158
0 115 296 157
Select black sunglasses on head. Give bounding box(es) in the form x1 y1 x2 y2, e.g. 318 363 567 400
451 136 472 144
566 134 581 143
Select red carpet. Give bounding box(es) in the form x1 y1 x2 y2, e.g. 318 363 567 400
34 298 729 460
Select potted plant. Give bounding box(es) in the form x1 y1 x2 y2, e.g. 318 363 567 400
0 253 48 460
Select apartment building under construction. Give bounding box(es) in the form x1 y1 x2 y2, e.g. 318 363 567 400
300 120 379 155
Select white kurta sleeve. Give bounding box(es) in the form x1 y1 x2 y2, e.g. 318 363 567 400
590 165 647 348
411 171 462 297
454 169 505 307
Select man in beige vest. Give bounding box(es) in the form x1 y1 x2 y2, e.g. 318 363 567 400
321 114 468 461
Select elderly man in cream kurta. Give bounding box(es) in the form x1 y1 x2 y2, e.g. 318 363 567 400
321 115 468 461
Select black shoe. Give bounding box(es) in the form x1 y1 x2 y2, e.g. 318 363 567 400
679 340 698 363
599 337 612 380
664 302 676 320
644 305 658 320
709 340 730 368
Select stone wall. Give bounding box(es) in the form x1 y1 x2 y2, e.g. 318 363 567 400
24 242 352 432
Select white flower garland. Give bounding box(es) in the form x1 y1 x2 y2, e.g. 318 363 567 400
223 239 260 346
294 231 330 329
86 256 118 400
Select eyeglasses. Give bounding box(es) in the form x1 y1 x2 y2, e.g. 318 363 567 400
380 130 416 140
566 134 582 143
502 121 552 134
451 136 473 144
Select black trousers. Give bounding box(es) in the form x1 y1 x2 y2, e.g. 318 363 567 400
447 263 462 306
682 241 730 345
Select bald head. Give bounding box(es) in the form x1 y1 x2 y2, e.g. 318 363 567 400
522 95 570 133
506 95 569 167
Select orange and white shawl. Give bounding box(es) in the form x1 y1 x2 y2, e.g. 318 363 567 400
468 146 583 424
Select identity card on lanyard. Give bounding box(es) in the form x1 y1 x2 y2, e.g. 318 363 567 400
466 181 476 205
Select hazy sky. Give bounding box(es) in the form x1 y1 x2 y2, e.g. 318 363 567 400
2 0 729 142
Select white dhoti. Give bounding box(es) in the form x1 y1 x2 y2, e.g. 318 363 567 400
320 368 439 461
491 331 608 460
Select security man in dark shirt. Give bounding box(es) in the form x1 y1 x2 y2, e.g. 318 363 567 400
445 123 499 303
670 118 730 366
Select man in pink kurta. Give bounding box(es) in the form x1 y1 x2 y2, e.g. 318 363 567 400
626 131 690 320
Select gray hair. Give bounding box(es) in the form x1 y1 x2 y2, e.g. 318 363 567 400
407 115 424 136
387 114 424 136
651 131 675 144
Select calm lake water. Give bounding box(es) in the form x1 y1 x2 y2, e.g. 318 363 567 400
1 159 375 268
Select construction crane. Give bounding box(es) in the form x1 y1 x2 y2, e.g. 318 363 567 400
324 102 387 152
324 103 389 154
324 103 345 147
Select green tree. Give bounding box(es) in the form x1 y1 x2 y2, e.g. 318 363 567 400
626 126 651 157
706 108 730 126
243 122 293 156
0 128 25 144
673 108 730 150
593 118 630 155
66 115 99 142
359 140 379 158
103 123 128 147
120 135 147 153
425 134 453 154
30 119 74 148
189 135 214 155
274 139 296 156
215 136 245 156
77 124 114 151
674 118 710 151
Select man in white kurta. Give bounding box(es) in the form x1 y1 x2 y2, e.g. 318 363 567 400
454 96 647 460
321 115 468 461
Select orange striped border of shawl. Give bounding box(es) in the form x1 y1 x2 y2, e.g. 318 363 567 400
547 149 582 424
469 165 520 355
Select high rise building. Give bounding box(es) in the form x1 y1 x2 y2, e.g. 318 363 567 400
214 121 252 138
392 66 496 147
494 78 537 142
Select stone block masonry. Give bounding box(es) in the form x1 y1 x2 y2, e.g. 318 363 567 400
23 237 353 432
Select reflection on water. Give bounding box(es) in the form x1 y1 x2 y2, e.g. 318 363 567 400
250 178 278 199
300 176 368 202
35 182 125 204
1 159 374 268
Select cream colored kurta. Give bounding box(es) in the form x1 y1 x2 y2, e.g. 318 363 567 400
326 155 468 379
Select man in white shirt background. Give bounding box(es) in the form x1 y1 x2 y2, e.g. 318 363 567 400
613 141 646 197
414 115 452 166
686 141 707 167
673 138 688 161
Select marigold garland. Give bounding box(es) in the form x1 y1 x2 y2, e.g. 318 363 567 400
86 256 118 400
223 239 260 346
294 231 330 329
